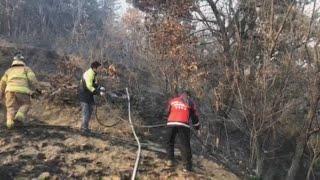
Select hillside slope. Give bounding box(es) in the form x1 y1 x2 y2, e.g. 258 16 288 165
0 41 239 179
0 101 239 179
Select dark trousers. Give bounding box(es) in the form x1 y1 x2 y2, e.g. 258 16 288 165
166 126 192 170
81 102 94 130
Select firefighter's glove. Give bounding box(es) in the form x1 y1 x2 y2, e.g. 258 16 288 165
30 89 42 98
194 124 200 131
99 86 106 92
36 89 42 95
30 92 36 98
98 86 106 96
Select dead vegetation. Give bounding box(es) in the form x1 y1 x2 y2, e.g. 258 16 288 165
0 43 239 179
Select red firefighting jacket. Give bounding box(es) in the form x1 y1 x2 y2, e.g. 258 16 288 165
167 93 200 128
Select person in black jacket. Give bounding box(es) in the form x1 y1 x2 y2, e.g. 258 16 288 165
79 61 105 133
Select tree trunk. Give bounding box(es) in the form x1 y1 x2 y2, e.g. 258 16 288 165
263 165 276 180
286 136 306 180
5 0 11 36
255 137 264 178
287 75 320 179
306 154 317 180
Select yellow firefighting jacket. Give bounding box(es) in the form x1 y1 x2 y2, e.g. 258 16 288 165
79 68 98 103
0 60 39 95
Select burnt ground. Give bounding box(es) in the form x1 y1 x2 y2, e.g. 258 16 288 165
0 100 239 180
0 40 239 179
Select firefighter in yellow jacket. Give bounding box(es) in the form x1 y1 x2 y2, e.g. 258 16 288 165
0 53 39 129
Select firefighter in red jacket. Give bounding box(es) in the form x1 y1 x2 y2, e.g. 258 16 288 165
166 90 200 172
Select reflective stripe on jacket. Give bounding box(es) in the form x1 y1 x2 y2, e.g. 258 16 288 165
0 60 38 95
